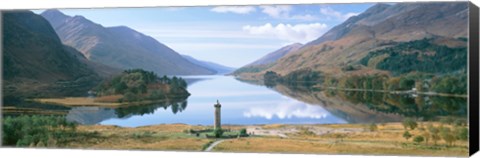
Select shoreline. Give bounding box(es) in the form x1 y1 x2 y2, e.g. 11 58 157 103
30 97 183 108
233 75 468 98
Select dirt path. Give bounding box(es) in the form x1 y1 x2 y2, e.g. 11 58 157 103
204 139 226 152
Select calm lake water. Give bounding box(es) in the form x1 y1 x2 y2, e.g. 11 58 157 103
93 75 348 127
8 75 466 127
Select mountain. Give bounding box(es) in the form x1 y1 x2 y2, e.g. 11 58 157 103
40 9 216 76
233 43 303 76
247 43 303 66
181 55 235 74
245 2 468 78
2 11 102 97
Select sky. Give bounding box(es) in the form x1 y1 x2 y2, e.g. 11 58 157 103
33 3 374 68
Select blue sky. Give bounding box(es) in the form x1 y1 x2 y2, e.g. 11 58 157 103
33 3 374 67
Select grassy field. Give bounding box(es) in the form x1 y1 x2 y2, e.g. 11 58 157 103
66 124 212 151
52 122 468 157
214 123 468 157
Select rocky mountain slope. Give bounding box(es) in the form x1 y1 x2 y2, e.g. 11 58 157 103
233 43 303 76
3 11 103 97
247 43 303 67
41 9 216 76
238 2 468 79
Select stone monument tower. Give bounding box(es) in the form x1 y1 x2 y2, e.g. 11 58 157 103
214 100 222 130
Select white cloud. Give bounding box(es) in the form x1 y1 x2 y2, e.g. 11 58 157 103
242 23 328 43
210 6 256 14
320 7 359 21
260 5 292 18
260 5 317 21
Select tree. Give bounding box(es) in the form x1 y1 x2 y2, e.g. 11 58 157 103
240 128 248 136
454 118 467 127
214 128 224 138
440 117 455 125
413 136 424 144
422 132 431 145
149 90 164 100
428 125 440 145
441 132 456 146
2 115 77 147
369 123 378 132
440 127 456 146
123 92 136 102
402 118 418 130
455 127 468 141
114 82 128 94
403 131 413 141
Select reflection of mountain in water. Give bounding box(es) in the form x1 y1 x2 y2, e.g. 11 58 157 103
182 76 211 87
266 84 467 123
331 90 467 121
115 100 188 118
270 85 404 123
66 107 117 125
66 99 189 125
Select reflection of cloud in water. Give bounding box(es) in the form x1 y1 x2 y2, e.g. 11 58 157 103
243 99 329 120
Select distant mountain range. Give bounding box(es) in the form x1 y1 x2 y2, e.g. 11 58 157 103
234 2 468 79
233 43 303 76
2 11 103 97
182 55 235 75
246 43 303 67
40 9 229 76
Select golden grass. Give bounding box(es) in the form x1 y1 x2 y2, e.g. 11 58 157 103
68 137 209 151
262 124 287 129
56 122 468 156
94 95 123 103
67 124 211 151
214 122 468 157
34 97 121 107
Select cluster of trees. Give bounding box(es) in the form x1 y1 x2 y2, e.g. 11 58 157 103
96 69 158 95
260 39 467 95
430 74 467 95
2 115 78 147
264 71 282 87
263 69 323 88
401 118 468 146
265 70 466 96
360 38 467 76
331 38 468 95
328 72 466 95
95 69 189 102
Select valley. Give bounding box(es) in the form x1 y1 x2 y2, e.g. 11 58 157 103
1 2 471 157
